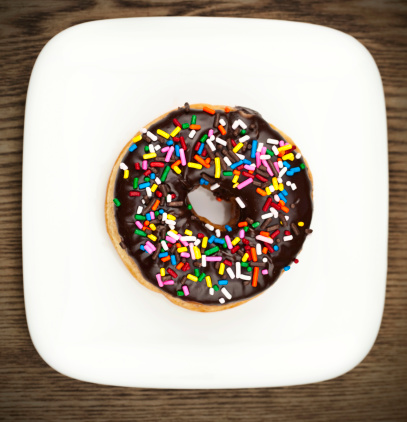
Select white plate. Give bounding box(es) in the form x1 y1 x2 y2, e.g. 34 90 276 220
23 17 387 388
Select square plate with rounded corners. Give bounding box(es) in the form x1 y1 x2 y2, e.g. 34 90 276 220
23 17 387 388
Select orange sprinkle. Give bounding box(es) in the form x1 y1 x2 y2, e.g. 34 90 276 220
251 247 257 262
161 256 171 263
233 170 241 175
189 124 201 130
204 157 211 164
152 199 160 211
281 205 290 213
176 262 184 270
256 188 267 196
252 267 259 287
194 154 211 168
262 247 268 254
143 221 149 227
216 197 222 202
259 231 270 237
218 125 226 135
225 106 230 113
203 106 215 115
171 159 181 169
238 222 248 227
176 242 181 248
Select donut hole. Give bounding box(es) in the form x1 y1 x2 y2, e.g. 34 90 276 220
187 186 235 227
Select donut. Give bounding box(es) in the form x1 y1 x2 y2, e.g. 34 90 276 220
106 103 313 312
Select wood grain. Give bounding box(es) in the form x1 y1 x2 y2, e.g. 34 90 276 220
1 0 407 420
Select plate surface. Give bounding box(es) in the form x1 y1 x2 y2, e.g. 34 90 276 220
23 17 387 388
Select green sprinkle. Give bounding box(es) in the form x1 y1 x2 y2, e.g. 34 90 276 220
191 115 197 125
198 273 206 282
182 123 189 129
187 204 192 210
223 171 233 176
300 163 305 169
154 210 159 216
144 145 149 152
223 242 227 248
244 226 249 232
240 129 246 135
144 176 150 182
241 262 249 268
252 221 260 228
266 149 274 156
205 246 219 256
113 198 121 207
133 178 139 189
134 214 146 221
247 266 253 272
161 165 170 182
213 285 220 291
134 229 146 237
177 291 184 296
194 268 200 277
200 134 208 143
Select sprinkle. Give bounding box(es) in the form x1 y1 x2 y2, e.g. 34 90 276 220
157 129 170 139
226 267 235 279
252 267 259 287
209 288 214 295
221 287 232 300
189 130 197 139
203 106 215 115
256 235 273 244
214 157 221 178
182 285 190 296
113 198 121 207
205 275 212 287
188 162 202 169
147 131 158 141
216 137 227 146
298 221 304 227
235 197 245 208
219 298 225 304
187 274 198 282
205 223 214 231
143 152 157 160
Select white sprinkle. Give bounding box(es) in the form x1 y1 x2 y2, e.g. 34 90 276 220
267 138 279 145
167 231 178 241
236 262 241 278
291 183 297 191
209 135 215 142
286 181 292 186
221 287 232 300
262 257 268 263
219 298 226 304
226 267 235 279
257 142 264 152
119 163 128 170
155 178 161 185
238 119 247 129
284 235 293 241
270 208 278 218
260 154 271 160
209 288 214 296
166 194 172 202
149 144 155 153
215 229 221 238
268 185 275 193
137 206 143 214
194 239 201 246
216 137 227 146
232 120 239 130
285 215 289 221
205 223 214 231
279 167 287 178
278 160 283 169
219 118 226 126
141 128 147 134
224 156 232 166
272 145 279 155
274 194 280 202
146 187 152 197
207 139 216 151
147 131 157 141
261 213 274 219
189 129 196 139
240 274 251 281
256 243 262 255
181 236 196 242
202 254 207 267
154 144 161 151
256 235 274 244
236 153 245 160
235 197 245 208
239 135 250 143
277 177 283 183
296 153 302 159
210 183 220 190
161 240 168 251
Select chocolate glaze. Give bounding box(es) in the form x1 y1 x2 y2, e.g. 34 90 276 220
113 105 313 306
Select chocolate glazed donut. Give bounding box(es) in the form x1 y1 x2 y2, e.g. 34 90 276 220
105 103 313 312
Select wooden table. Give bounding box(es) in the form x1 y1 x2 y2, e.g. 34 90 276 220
1 1 406 420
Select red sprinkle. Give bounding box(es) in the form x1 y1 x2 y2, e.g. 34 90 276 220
194 142 201 151
231 245 240 254
223 259 233 266
294 259 299 263
182 262 190 272
270 202 281 210
256 174 268 182
155 191 162 198
242 238 250 245
264 243 274 253
173 137 180 142
144 169 152 176
167 268 178 278
197 233 204 239
150 162 165 167
173 118 181 127
231 139 237 147
242 171 255 179
129 191 141 197
284 230 291 236
262 197 272 211
180 136 187 150
271 230 280 239
237 165 244 171
135 162 141 170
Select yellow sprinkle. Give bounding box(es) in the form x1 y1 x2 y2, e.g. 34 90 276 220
278 183 284 191
272 177 279 190
188 162 202 169
242 253 249 262
233 183 239 188
123 169 129 179
167 214 176 221
187 274 198 282
173 165 182 174
160 268 165 277
232 175 239 184
265 186 272 195
231 237 240 246
219 263 225 275
232 142 243 153
177 247 188 253
143 152 157 159
278 144 292 152
205 275 212 288
214 157 221 178
298 221 304 227
282 152 294 161
157 129 170 139
151 183 158 192
169 230 178 235
194 246 201 259
132 134 142 143
149 223 156 231
202 237 208 248
148 234 157 242
170 126 181 137
185 229 193 236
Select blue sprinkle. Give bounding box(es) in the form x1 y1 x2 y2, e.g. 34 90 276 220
243 159 251 165
214 238 225 244
282 189 288 196
129 144 137 152
197 143 205 155
291 167 301 173
200 178 206 185
175 144 180 157
273 245 279 251
158 252 169 258
251 140 258 158
286 171 294 176
283 161 291 169
218 280 228 285
225 225 233 232
230 160 244 169
171 255 176 266
146 213 152 221
150 172 156 180
284 266 291 271
278 193 286 202
139 182 150 189
159 209 164 214
208 235 216 244
140 245 146 252
166 140 174 146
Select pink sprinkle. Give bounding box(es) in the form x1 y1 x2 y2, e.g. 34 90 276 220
189 243 196 260
206 257 222 262
237 177 253 190
239 229 245 239
274 194 280 202
180 252 190 258
244 164 256 171
156 274 164 287
279 140 284 146
135 221 144 230
255 152 261 167
182 285 190 296
165 236 176 243
208 129 214 137
179 148 186 166
273 161 279 173
163 280 174 285
146 241 156 251
165 146 174 162
225 235 233 249
178 234 189 247
161 146 170 153
262 159 274 177
262 269 268 275
149 211 155 219
145 244 154 254
142 160 148 170
261 146 267 154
